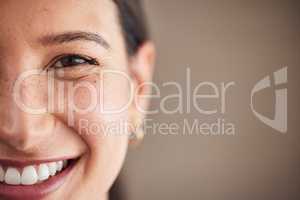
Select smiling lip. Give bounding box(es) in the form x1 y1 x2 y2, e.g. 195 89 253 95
0 158 78 200
0 157 74 168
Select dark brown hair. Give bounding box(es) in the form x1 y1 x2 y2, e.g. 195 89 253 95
113 0 149 55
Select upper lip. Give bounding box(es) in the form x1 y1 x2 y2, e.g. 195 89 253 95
0 157 77 168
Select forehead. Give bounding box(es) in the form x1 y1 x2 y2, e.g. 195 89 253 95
0 0 119 43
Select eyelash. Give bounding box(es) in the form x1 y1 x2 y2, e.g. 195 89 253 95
48 54 99 69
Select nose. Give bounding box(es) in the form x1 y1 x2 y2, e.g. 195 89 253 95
0 57 55 153
0 104 56 152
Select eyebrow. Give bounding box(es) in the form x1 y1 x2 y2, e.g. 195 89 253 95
39 31 110 49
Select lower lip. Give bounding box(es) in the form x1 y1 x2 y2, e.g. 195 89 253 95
0 159 78 200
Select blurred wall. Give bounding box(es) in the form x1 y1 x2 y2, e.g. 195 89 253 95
119 1 300 200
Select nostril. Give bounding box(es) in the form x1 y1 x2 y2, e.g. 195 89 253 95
0 132 44 155
0 113 57 153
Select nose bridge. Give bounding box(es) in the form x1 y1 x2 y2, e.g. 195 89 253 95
0 40 42 100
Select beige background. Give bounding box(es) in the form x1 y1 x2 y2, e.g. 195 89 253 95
118 1 300 200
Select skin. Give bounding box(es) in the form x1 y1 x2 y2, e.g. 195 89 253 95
0 0 155 199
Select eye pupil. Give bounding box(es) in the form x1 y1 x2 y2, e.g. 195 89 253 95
61 56 85 66
53 55 89 68
50 54 99 70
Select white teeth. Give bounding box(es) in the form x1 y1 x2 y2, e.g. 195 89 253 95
5 168 21 185
0 166 4 182
37 164 50 181
21 166 38 185
57 161 63 172
48 162 57 176
0 160 69 186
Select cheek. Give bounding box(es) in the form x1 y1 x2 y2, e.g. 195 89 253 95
69 72 132 137
55 73 131 188
74 76 130 193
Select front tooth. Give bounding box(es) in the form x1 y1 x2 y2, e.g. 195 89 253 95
5 168 21 185
0 166 4 182
21 166 38 185
57 161 63 172
48 162 57 176
38 164 50 181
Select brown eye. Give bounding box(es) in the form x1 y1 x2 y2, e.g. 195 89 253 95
52 54 98 69
47 54 100 80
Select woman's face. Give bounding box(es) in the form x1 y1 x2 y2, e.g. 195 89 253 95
0 0 153 199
